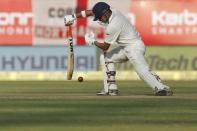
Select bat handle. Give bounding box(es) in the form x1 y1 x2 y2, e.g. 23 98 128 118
67 26 73 37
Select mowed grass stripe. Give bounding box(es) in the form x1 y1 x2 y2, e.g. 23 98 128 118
0 81 196 131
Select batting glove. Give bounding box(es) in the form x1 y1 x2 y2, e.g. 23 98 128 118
85 32 95 46
64 14 76 26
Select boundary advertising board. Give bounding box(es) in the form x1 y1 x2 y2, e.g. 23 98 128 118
0 0 196 45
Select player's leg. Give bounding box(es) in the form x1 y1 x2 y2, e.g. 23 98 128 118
98 53 117 95
124 42 173 96
98 47 128 96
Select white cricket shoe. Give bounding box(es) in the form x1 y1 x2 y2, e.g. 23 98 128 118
96 89 118 96
154 86 173 96
96 90 109 96
109 89 119 96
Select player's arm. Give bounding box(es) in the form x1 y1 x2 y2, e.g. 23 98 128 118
85 32 110 51
64 10 93 26
75 10 94 18
94 41 110 51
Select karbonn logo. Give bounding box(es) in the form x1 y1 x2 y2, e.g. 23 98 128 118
0 12 33 26
152 10 197 26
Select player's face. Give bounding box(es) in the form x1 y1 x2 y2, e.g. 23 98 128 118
99 10 111 23
99 14 108 23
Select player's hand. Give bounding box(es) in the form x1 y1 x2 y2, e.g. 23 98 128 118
85 32 95 46
64 15 76 26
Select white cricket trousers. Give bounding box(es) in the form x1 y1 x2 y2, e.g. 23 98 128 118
101 40 168 92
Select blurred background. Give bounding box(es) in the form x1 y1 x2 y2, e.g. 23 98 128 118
0 0 197 81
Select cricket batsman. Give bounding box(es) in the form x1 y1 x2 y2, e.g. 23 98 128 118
64 2 173 96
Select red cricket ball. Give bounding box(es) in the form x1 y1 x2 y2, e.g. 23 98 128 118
78 76 83 82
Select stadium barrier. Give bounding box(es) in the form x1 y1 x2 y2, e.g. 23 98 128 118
0 0 197 81
0 71 197 81
1 46 197 81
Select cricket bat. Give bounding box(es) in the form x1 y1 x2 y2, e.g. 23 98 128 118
67 26 74 80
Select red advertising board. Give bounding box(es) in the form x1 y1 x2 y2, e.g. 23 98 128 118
131 0 197 45
0 0 196 46
0 0 32 45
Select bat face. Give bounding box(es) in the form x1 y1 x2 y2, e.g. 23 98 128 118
67 26 74 80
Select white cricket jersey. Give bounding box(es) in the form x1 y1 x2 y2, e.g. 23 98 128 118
104 9 141 46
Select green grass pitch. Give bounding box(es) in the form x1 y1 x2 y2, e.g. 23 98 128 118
0 80 197 131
